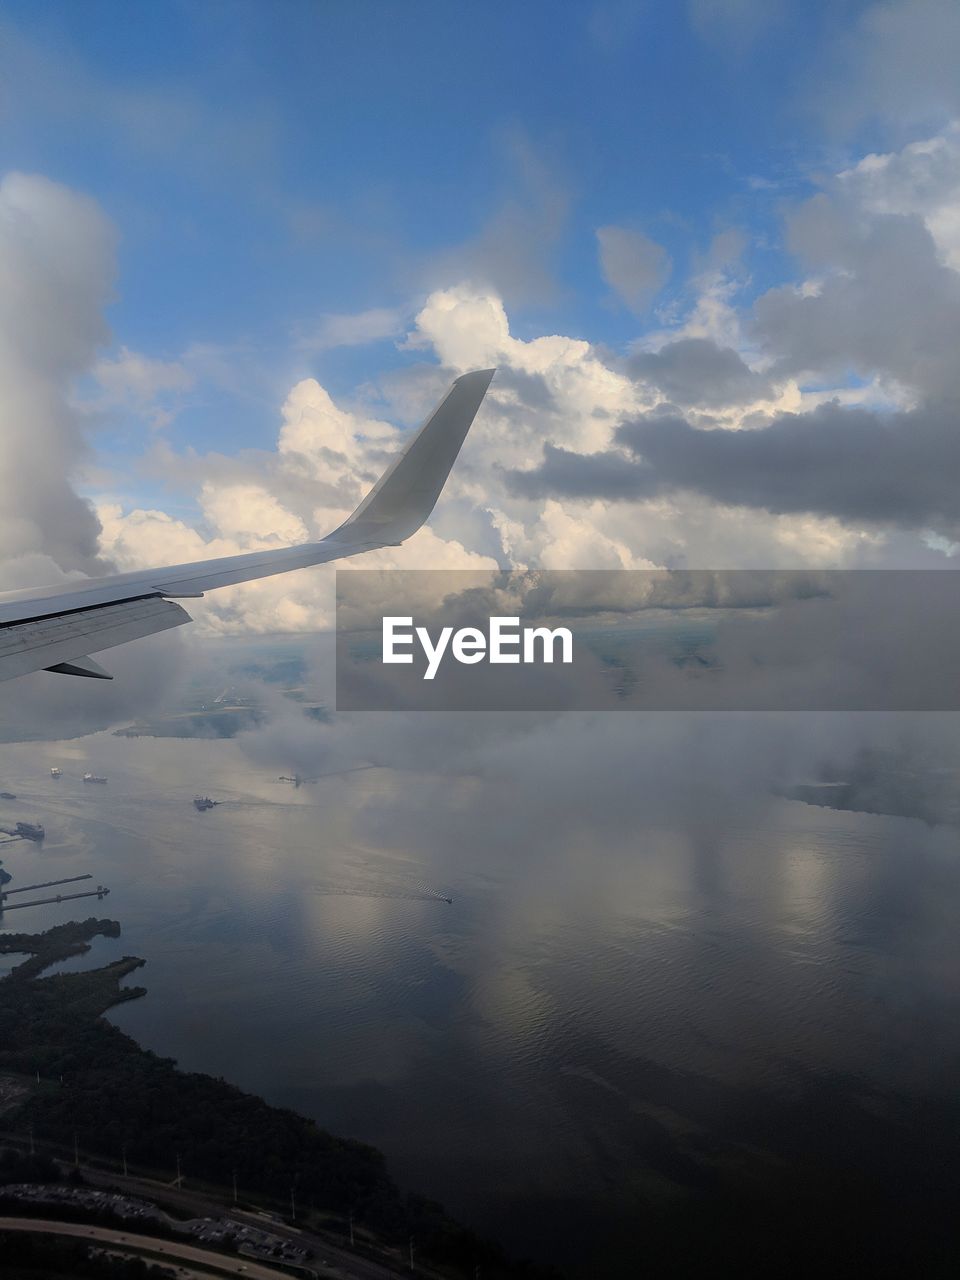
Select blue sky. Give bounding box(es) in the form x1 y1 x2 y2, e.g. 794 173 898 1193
1 1 877 452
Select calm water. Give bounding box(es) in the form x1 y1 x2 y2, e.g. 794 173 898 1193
1 730 959 1274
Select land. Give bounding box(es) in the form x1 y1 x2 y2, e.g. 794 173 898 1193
113 706 264 739
0 919 559 1280
112 653 326 740
783 746 960 826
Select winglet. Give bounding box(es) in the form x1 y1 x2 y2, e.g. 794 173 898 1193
327 368 495 547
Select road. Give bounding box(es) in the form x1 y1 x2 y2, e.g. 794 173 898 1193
0 1130 414 1280
0 1215 305 1279
72 1165 412 1280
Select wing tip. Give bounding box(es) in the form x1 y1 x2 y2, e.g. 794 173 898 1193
455 367 497 388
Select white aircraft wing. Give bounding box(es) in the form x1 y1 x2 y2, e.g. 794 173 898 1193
0 368 495 683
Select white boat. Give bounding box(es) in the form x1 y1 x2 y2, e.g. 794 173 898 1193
50 767 62 778
82 773 107 784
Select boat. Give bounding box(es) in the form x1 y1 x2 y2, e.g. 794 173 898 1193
14 822 44 842
193 796 217 811
50 767 62 778
0 792 16 800
82 773 107 784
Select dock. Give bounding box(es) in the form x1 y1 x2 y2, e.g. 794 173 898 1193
0 874 110 912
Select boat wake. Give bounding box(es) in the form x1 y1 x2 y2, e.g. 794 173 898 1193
313 882 453 905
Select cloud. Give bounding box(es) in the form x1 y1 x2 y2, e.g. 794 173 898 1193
628 337 774 408
836 123 960 269
232 667 960 881
418 134 570 308
508 388 960 535
752 192 960 398
596 225 672 312
687 0 785 49
522 500 659 570
816 0 960 134
92 345 195 428
296 308 405 352
508 333 960 532
0 171 194 733
0 170 197 733
0 630 189 742
403 285 877 568
0 172 114 582
507 441 658 503
640 259 746 351
621 400 960 529
0 19 280 182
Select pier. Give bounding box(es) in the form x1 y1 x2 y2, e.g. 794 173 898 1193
0 874 110 913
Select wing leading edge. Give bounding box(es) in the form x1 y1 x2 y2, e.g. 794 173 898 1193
0 369 495 683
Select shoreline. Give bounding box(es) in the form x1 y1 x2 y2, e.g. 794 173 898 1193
0 918 560 1280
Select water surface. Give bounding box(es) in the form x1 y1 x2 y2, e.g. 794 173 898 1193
1 731 958 1274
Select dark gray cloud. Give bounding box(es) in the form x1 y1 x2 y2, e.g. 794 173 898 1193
627 399 960 524
488 366 559 415
628 338 774 408
506 395 960 532
623 400 960 528
505 440 658 502
753 198 960 396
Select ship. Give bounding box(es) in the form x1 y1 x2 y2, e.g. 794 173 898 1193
50 767 62 778
0 792 16 801
83 773 107 784
13 822 44 842
193 796 218 811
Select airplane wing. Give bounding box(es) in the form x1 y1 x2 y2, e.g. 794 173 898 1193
0 368 495 683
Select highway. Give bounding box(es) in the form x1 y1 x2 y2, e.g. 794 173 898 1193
0 1131 415 1279
0 1215 306 1279
66 1165 414 1280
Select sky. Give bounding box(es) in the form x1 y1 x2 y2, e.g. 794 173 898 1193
3 0 960 642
